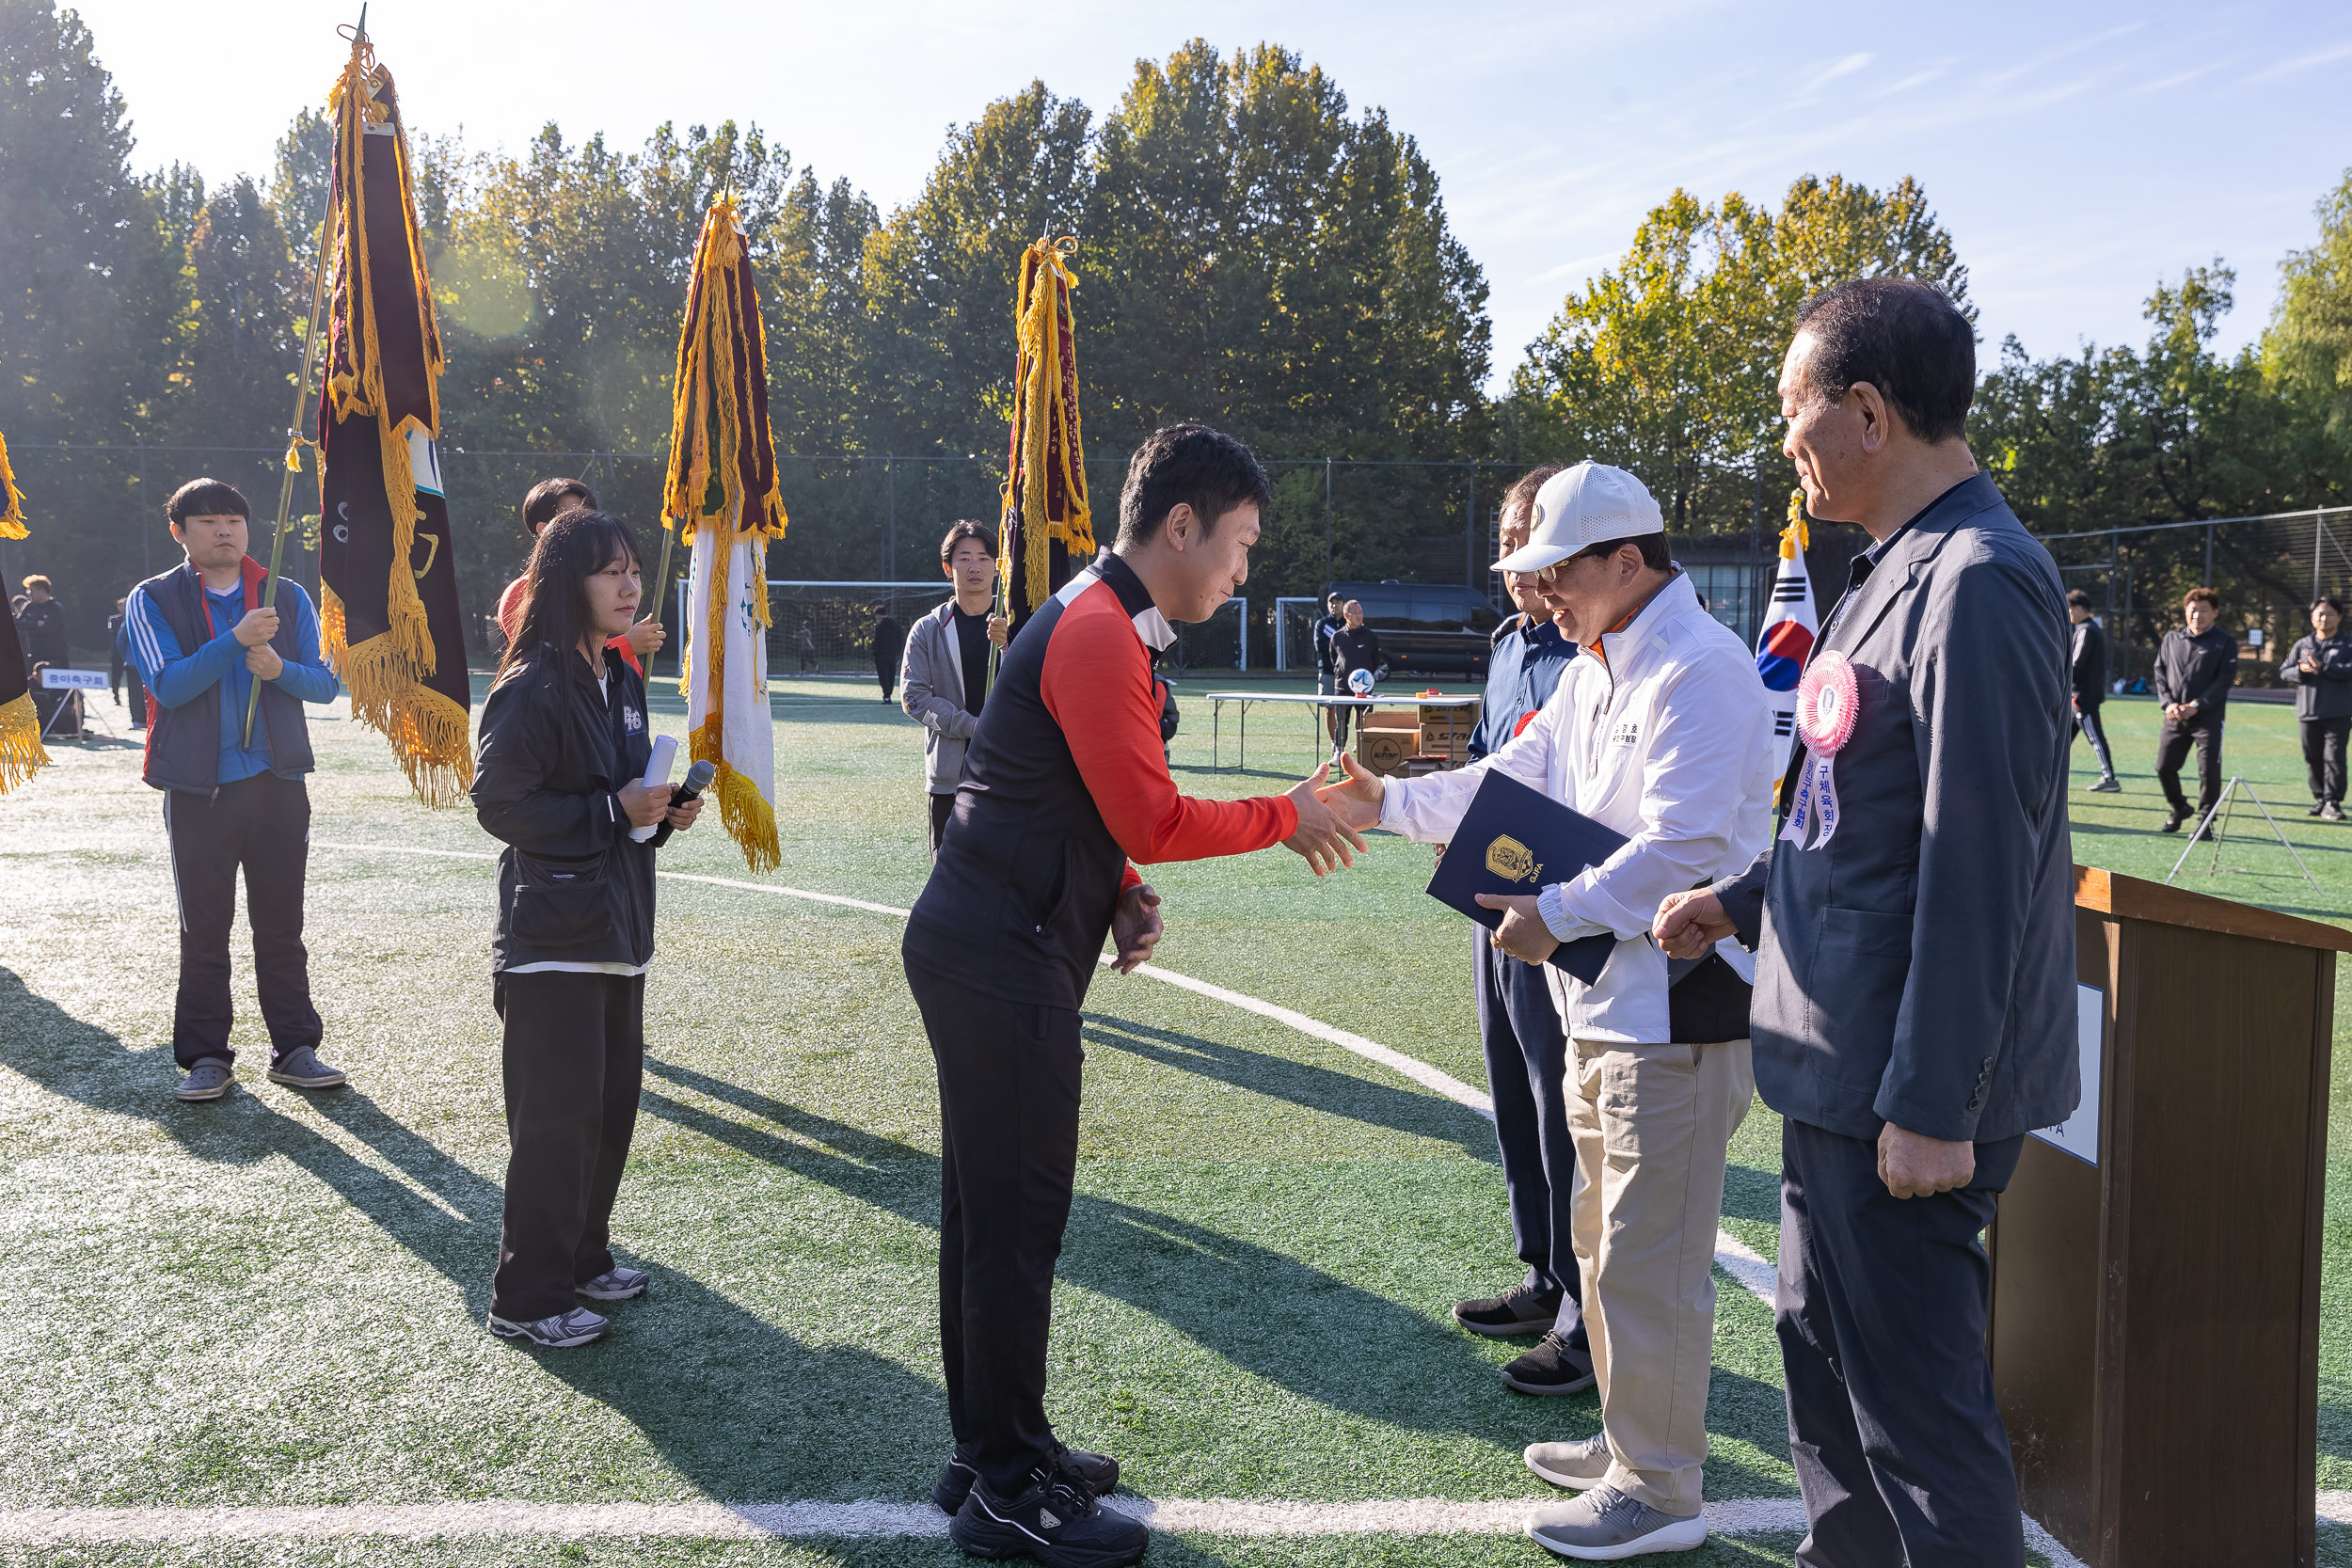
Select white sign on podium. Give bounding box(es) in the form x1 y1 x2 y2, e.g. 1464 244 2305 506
2030 983 2105 1165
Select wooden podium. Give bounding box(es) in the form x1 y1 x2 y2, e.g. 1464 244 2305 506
1991 866 2350 1567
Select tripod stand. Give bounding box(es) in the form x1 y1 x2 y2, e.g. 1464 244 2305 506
2165 775 2323 894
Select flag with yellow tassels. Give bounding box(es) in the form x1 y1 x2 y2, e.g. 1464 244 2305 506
661 198 787 873
996 237 1094 633
0 428 47 795
314 26 471 806
1755 488 1820 786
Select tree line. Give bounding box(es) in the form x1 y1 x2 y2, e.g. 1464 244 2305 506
4 0 2347 657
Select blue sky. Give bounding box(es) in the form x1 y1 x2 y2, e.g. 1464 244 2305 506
68 0 2352 389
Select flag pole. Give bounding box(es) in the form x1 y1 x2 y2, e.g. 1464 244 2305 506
245 13 358 747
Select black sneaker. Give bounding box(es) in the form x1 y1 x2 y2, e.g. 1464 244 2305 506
933 1440 1120 1515
950 1468 1146 1566
2159 812 2185 833
1454 1281 1563 1338
1502 1330 1597 1396
2311 802 2328 817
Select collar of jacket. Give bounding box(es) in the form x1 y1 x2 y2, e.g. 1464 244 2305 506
1088 549 1178 651
180 554 271 619
1588 567 1701 672
1822 471 2004 653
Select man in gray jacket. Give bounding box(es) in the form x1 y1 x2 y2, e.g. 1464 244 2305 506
2287 596 2352 819
902 521 1009 851
1657 278 2077 1568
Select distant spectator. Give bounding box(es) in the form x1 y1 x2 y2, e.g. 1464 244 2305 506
2066 590 2118 792
17 576 68 670
2153 586 2234 838
27 662 83 740
493 478 661 674
2286 596 2351 821
798 620 818 672
108 594 148 728
1311 591 1346 742
872 604 905 703
901 521 1009 851
1326 599 1384 747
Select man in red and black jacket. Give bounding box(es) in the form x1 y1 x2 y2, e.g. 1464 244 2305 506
903 424 1364 1567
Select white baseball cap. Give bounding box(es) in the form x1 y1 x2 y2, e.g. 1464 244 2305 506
1494 462 1664 574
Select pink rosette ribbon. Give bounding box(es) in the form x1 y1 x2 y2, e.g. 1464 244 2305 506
1779 651 1860 850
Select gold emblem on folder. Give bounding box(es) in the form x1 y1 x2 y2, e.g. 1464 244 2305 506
1486 835 1542 885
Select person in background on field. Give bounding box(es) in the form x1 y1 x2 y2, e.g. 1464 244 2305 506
16 575 68 671
494 479 663 675
123 479 344 1104
471 510 704 1351
27 662 85 739
108 594 148 728
1658 278 2078 1568
1313 590 1347 745
873 603 906 703
1326 599 1383 749
2067 590 2119 792
902 424 1365 1568
798 620 818 672
902 521 1010 853
2287 595 2351 821
2153 586 2234 838
1448 463 1596 1396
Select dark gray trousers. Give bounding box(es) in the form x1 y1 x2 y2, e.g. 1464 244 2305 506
1778 1117 2026 1568
1472 927 1586 1345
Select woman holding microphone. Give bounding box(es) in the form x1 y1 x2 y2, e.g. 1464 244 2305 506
472 511 703 1349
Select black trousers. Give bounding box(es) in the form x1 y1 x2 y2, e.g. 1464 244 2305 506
164 773 321 1069
1472 926 1586 1344
2153 718 2223 820
491 970 644 1323
876 652 898 701
2302 716 2349 804
906 960 1084 1496
1777 1117 2026 1568
929 791 955 854
2071 701 2114 778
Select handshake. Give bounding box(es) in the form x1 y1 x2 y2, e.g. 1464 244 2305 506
1276 752 1388 876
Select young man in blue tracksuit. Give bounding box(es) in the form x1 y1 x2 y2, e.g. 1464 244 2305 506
1445 466 1596 1397
123 479 344 1104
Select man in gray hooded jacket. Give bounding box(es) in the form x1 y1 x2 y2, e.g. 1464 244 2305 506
903 521 1009 851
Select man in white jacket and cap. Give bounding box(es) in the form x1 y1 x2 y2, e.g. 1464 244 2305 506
1323 463 1775 1560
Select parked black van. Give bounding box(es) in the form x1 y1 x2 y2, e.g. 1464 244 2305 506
1327 580 1505 676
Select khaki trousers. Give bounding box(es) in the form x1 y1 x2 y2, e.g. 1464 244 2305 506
1566 1036 1754 1516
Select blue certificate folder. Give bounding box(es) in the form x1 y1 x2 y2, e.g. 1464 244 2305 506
1424 771 1627 985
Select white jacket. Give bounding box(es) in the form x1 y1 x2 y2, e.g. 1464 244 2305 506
1380 571 1775 1044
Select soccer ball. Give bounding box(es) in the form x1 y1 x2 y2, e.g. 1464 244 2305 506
1347 668 1375 696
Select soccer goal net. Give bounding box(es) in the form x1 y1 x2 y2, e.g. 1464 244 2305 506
757 580 954 673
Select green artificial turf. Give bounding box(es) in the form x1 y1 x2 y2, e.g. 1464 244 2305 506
0 673 2341 1566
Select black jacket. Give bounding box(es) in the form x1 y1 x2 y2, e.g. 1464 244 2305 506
471 644 659 972
1328 625 1384 682
2286 631 2352 721
2153 625 2235 724
16 596 66 668
2069 617 2107 704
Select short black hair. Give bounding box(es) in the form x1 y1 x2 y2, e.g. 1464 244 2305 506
1571 532 1672 572
2314 596 2344 614
1116 423 1272 550
166 478 250 526
2184 586 2217 610
2066 588 2092 609
1792 277 1975 444
521 477 597 535
941 519 994 564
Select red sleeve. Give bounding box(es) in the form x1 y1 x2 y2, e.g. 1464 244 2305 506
1041 591 1298 863
496 577 527 641
606 633 643 674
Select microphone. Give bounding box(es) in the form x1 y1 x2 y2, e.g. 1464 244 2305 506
648 758 716 847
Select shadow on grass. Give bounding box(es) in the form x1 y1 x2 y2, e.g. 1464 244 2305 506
0 969 953 1502
1081 1015 1502 1165
640 1053 1793 1462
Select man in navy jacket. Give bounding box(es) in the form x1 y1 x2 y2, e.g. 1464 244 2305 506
123 479 343 1104
1659 280 2077 1568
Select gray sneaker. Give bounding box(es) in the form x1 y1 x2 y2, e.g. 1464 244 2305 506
578 1266 648 1301
1525 1432 1613 1490
266 1047 346 1089
174 1057 235 1102
487 1307 609 1348
1528 1485 1707 1559
2088 775 2122 793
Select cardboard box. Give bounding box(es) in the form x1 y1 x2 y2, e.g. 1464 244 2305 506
1417 704 1479 758
1402 754 1459 777
1358 709 1420 777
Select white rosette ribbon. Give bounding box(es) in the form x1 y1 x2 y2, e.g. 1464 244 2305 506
1779 650 1859 851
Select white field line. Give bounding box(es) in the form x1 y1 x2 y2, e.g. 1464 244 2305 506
315 840 1773 1304
308 842 2102 1563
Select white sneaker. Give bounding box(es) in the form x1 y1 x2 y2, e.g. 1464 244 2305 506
1526 1432 1613 1489
1528 1485 1707 1560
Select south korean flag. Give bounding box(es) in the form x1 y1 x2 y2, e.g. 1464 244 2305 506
1755 496 1820 784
